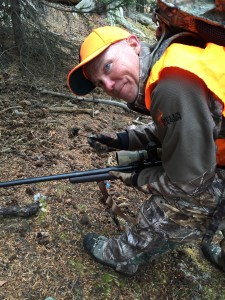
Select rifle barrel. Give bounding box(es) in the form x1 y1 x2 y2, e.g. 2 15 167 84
0 161 161 188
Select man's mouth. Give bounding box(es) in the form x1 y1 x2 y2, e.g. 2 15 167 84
117 83 126 98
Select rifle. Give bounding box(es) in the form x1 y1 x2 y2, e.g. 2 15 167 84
0 148 161 224
0 149 161 188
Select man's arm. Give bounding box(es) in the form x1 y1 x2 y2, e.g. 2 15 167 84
128 72 218 197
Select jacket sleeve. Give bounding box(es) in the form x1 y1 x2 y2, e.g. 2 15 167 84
128 72 218 198
119 119 161 151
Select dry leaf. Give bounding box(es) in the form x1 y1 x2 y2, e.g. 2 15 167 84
0 281 7 287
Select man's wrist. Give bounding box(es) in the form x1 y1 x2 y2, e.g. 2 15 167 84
117 131 129 150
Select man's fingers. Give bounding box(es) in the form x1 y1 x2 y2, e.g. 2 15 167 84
109 171 121 179
89 141 109 153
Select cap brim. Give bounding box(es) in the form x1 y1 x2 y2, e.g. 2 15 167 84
68 66 95 96
68 43 112 96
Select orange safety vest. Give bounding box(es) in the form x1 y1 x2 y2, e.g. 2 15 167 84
145 42 225 166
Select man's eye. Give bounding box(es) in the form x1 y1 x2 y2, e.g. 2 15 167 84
104 63 111 73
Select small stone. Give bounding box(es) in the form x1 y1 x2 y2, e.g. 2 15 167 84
79 213 90 225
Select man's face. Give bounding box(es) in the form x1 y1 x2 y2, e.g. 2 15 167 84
84 36 141 103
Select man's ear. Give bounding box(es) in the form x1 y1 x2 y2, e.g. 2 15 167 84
126 35 141 55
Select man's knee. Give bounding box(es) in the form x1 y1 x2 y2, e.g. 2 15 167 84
138 194 166 227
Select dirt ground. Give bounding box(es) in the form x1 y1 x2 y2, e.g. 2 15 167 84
1 7 225 300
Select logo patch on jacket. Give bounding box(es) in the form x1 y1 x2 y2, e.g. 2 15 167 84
156 111 182 126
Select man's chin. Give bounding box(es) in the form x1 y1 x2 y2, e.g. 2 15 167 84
121 93 138 103
115 85 137 103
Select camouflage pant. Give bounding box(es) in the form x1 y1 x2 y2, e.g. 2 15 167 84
102 193 220 275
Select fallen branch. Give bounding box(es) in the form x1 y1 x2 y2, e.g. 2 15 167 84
39 89 131 112
130 12 157 29
133 120 146 125
49 106 94 115
0 202 40 218
109 7 146 37
0 106 23 114
106 2 146 37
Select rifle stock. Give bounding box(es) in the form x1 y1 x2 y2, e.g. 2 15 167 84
0 160 161 188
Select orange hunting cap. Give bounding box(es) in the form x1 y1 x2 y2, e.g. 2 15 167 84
67 26 131 96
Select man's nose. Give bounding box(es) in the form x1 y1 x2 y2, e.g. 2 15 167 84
102 77 115 92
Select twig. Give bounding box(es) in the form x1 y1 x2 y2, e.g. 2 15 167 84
0 106 23 114
48 106 93 114
39 89 131 112
133 120 146 125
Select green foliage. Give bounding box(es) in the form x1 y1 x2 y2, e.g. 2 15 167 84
69 258 84 273
59 232 69 242
36 193 48 224
95 273 130 299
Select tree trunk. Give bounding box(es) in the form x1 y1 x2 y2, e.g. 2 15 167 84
10 0 25 55
136 0 145 13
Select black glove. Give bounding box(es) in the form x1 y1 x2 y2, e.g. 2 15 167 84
88 133 121 153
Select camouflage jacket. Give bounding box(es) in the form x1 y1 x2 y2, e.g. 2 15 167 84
117 39 225 228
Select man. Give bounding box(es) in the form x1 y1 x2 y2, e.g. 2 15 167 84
67 17 225 275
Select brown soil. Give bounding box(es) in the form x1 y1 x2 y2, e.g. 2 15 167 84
0 9 225 300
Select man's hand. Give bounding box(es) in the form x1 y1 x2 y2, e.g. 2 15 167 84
110 168 154 193
88 133 121 153
109 171 134 186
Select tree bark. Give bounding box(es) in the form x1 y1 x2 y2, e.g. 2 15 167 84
10 0 25 55
0 202 40 218
136 0 145 13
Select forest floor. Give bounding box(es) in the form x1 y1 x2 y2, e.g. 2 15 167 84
0 6 225 300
